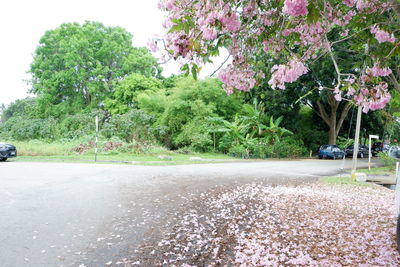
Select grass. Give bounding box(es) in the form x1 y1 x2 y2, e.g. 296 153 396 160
320 176 375 187
8 140 76 156
356 166 395 176
5 140 239 165
13 152 237 164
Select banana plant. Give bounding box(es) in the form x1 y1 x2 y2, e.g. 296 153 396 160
240 99 269 138
262 116 293 144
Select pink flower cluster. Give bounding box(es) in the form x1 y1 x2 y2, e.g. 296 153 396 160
366 64 393 77
219 12 241 32
219 64 256 94
343 0 356 7
268 60 309 89
354 82 391 113
283 22 326 46
147 39 159 53
283 0 309 17
371 25 396 43
202 27 217 40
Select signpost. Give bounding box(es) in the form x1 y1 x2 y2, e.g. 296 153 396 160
368 134 379 171
95 115 99 162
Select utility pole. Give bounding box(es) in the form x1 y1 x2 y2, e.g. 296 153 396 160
351 105 362 180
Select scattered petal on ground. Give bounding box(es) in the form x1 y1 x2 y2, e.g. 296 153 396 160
131 182 400 266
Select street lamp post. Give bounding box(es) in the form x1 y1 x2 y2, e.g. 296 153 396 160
351 105 362 180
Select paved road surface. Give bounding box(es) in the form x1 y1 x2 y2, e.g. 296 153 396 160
0 159 378 266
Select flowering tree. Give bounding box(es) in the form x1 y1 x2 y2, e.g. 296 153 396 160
152 0 399 143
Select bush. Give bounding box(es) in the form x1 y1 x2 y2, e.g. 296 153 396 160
0 116 59 140
59 112 97 139
336 137 354 150
228 144 250 159
101 109 155 142
378 152 397 170
268 138 307 158
174 119 213 152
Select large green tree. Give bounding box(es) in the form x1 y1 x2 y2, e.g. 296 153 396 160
105 73 162 114
29 21 160 117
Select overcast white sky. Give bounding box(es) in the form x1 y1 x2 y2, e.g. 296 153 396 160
0 0 223 107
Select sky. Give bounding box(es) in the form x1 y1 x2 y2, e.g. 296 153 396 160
0 0 224 107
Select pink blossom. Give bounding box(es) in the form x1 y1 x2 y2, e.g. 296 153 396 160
371 26 396 43
356 0 368 11
334 87 342 101
218 64 256 94
340 29 349 37
162 0 175 11
268 60 308 89
219 12 241 32
343 0 356 7
347 87 356 96
283 0 308 16
205 12 218 25
366 64 392 77
147 40 159 53
334 93 342 101
202 27 217 40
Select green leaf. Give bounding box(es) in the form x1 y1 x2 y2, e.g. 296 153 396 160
306 3 320 24
191 64 198 80
168 24 183 33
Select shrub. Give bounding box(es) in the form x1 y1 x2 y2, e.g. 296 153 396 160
228 144 250 159
59 112 97 139
378 152 397 170
174 119 213 152
0 116 58 140
269 138 307 158
101 109 155 142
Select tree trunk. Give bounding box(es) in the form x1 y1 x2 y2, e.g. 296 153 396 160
316 96 353 145
328 124 337 144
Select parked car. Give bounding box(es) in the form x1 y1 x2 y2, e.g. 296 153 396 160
345 144 369 158
0 143 17 161
372 142 390 156
318 145 345 160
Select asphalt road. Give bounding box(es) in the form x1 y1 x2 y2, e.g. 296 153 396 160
0 158 378 267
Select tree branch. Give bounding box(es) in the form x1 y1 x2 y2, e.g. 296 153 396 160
316 100 331 126
209 54 231 77
389 0 400 16
388 72 400 92
325 37 341 90
336 101 353 136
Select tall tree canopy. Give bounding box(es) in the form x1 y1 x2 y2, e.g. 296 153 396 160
30 21 160 117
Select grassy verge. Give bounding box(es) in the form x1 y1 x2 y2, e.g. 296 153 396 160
5 140 239 165
320 176 375 187
356 166 395 176
13 152 237 165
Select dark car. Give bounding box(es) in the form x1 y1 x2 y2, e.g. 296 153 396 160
0 143 17 161
372 142 390 156
345 144 369 158
318 145 345 160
